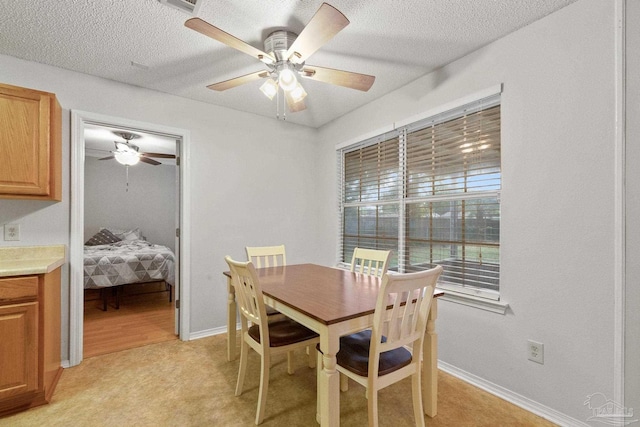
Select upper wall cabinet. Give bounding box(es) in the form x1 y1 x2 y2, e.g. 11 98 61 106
0 83 61 201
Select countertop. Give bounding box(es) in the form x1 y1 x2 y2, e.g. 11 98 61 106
0 245 66 277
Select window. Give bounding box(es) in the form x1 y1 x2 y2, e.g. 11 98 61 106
338 94 501 299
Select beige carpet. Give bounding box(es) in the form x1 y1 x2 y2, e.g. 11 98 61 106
0 334 556 426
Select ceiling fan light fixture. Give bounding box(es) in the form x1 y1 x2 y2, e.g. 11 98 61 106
260 78 279 100
114 151 141 166
289 81 307 103
278 68 298 92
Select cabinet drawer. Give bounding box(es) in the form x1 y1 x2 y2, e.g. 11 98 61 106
0 276 38 303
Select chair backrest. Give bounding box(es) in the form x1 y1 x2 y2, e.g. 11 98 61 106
350 247 391 278
225 256 270 345
369 266 443 378
246 245 286 268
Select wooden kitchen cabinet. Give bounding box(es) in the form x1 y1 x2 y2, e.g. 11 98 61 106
0 269 62 417
0 83 62 201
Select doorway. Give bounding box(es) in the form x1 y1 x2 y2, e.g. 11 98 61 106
70 110 191 367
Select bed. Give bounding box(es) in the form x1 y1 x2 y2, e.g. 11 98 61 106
83 227 176 310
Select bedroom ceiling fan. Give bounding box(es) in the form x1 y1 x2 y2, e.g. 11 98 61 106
184 2 375 116
99 132 176 166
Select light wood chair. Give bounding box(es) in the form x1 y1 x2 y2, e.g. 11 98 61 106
246 245 286 317
350 247 391 278
225 256 319 425
339 247 392 391
319 266 442 427
246 245 315 369
246 244 286 268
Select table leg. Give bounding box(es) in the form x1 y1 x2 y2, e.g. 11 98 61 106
422 298 438 417
319 334 340 427
226 276 237 362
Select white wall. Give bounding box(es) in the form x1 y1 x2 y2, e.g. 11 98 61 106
316 0 617 422
0 53 320 359
84 156 176 251
0 0 633 422
625 0 639 415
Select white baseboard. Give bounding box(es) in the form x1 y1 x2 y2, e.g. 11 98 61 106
189 325 228 340
438 361 590 427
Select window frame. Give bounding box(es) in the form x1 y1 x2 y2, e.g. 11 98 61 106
337 86 504 304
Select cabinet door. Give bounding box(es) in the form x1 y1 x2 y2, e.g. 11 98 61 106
0 302 38 400
0 85 52 196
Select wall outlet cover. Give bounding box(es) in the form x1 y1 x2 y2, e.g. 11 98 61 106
4 224 20 241
528 340 544 364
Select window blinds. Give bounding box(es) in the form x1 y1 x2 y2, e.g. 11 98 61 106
338 94 501 298
340 133 400 265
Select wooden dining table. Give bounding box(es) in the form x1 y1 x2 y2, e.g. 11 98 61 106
223 263 442 427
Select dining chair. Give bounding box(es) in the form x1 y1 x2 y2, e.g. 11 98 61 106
246 245 315 370
340 247 392 391
225 256 320 425
246 245 286 317
350 247 391 278
246 244 286 268
318 265 443 427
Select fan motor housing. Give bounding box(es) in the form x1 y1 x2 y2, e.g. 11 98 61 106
264 31 298 61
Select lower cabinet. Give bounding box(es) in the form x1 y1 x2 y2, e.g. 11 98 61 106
0 269 62 417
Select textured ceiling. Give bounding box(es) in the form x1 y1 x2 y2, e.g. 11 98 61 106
0 0 578 128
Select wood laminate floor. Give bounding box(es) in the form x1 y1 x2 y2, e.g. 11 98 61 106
83 282 177 358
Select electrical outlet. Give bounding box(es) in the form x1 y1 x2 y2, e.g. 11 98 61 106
528 340 544 364
4 224 20 241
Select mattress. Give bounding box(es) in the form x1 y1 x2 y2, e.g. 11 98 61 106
84 239 175 289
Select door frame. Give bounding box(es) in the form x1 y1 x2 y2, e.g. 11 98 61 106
69 110 191 367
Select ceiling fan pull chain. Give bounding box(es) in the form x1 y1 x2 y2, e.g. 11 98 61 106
282 89 287 121
125 165 130 192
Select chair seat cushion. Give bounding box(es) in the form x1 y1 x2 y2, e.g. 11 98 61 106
265 306 280 316
336 330 412 377
249 318 318 347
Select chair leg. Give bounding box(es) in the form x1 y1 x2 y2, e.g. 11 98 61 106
287 351 294 375
235 338 249 396
367 388 379 427
412 372 426 427
256 352 270 425
307 346 316 368
340 373 349 392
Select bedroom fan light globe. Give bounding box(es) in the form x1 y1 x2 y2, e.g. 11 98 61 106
114 151 140 166
278 68 297 92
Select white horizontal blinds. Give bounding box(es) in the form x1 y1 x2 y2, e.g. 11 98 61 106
405 198 500 292
344 136 400 203
406 104 501 197
342 133 400 265
403 102 501 297
338 90 501 298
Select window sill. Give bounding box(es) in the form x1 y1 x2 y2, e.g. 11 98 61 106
437 289 509 314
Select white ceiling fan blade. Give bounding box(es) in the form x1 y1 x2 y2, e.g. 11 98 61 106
285 3 349 64
185 18 275 64
301 65 375 92
207 70 270 91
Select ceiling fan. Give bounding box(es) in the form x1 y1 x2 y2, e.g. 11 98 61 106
185 2 375 114
99 132 176 166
